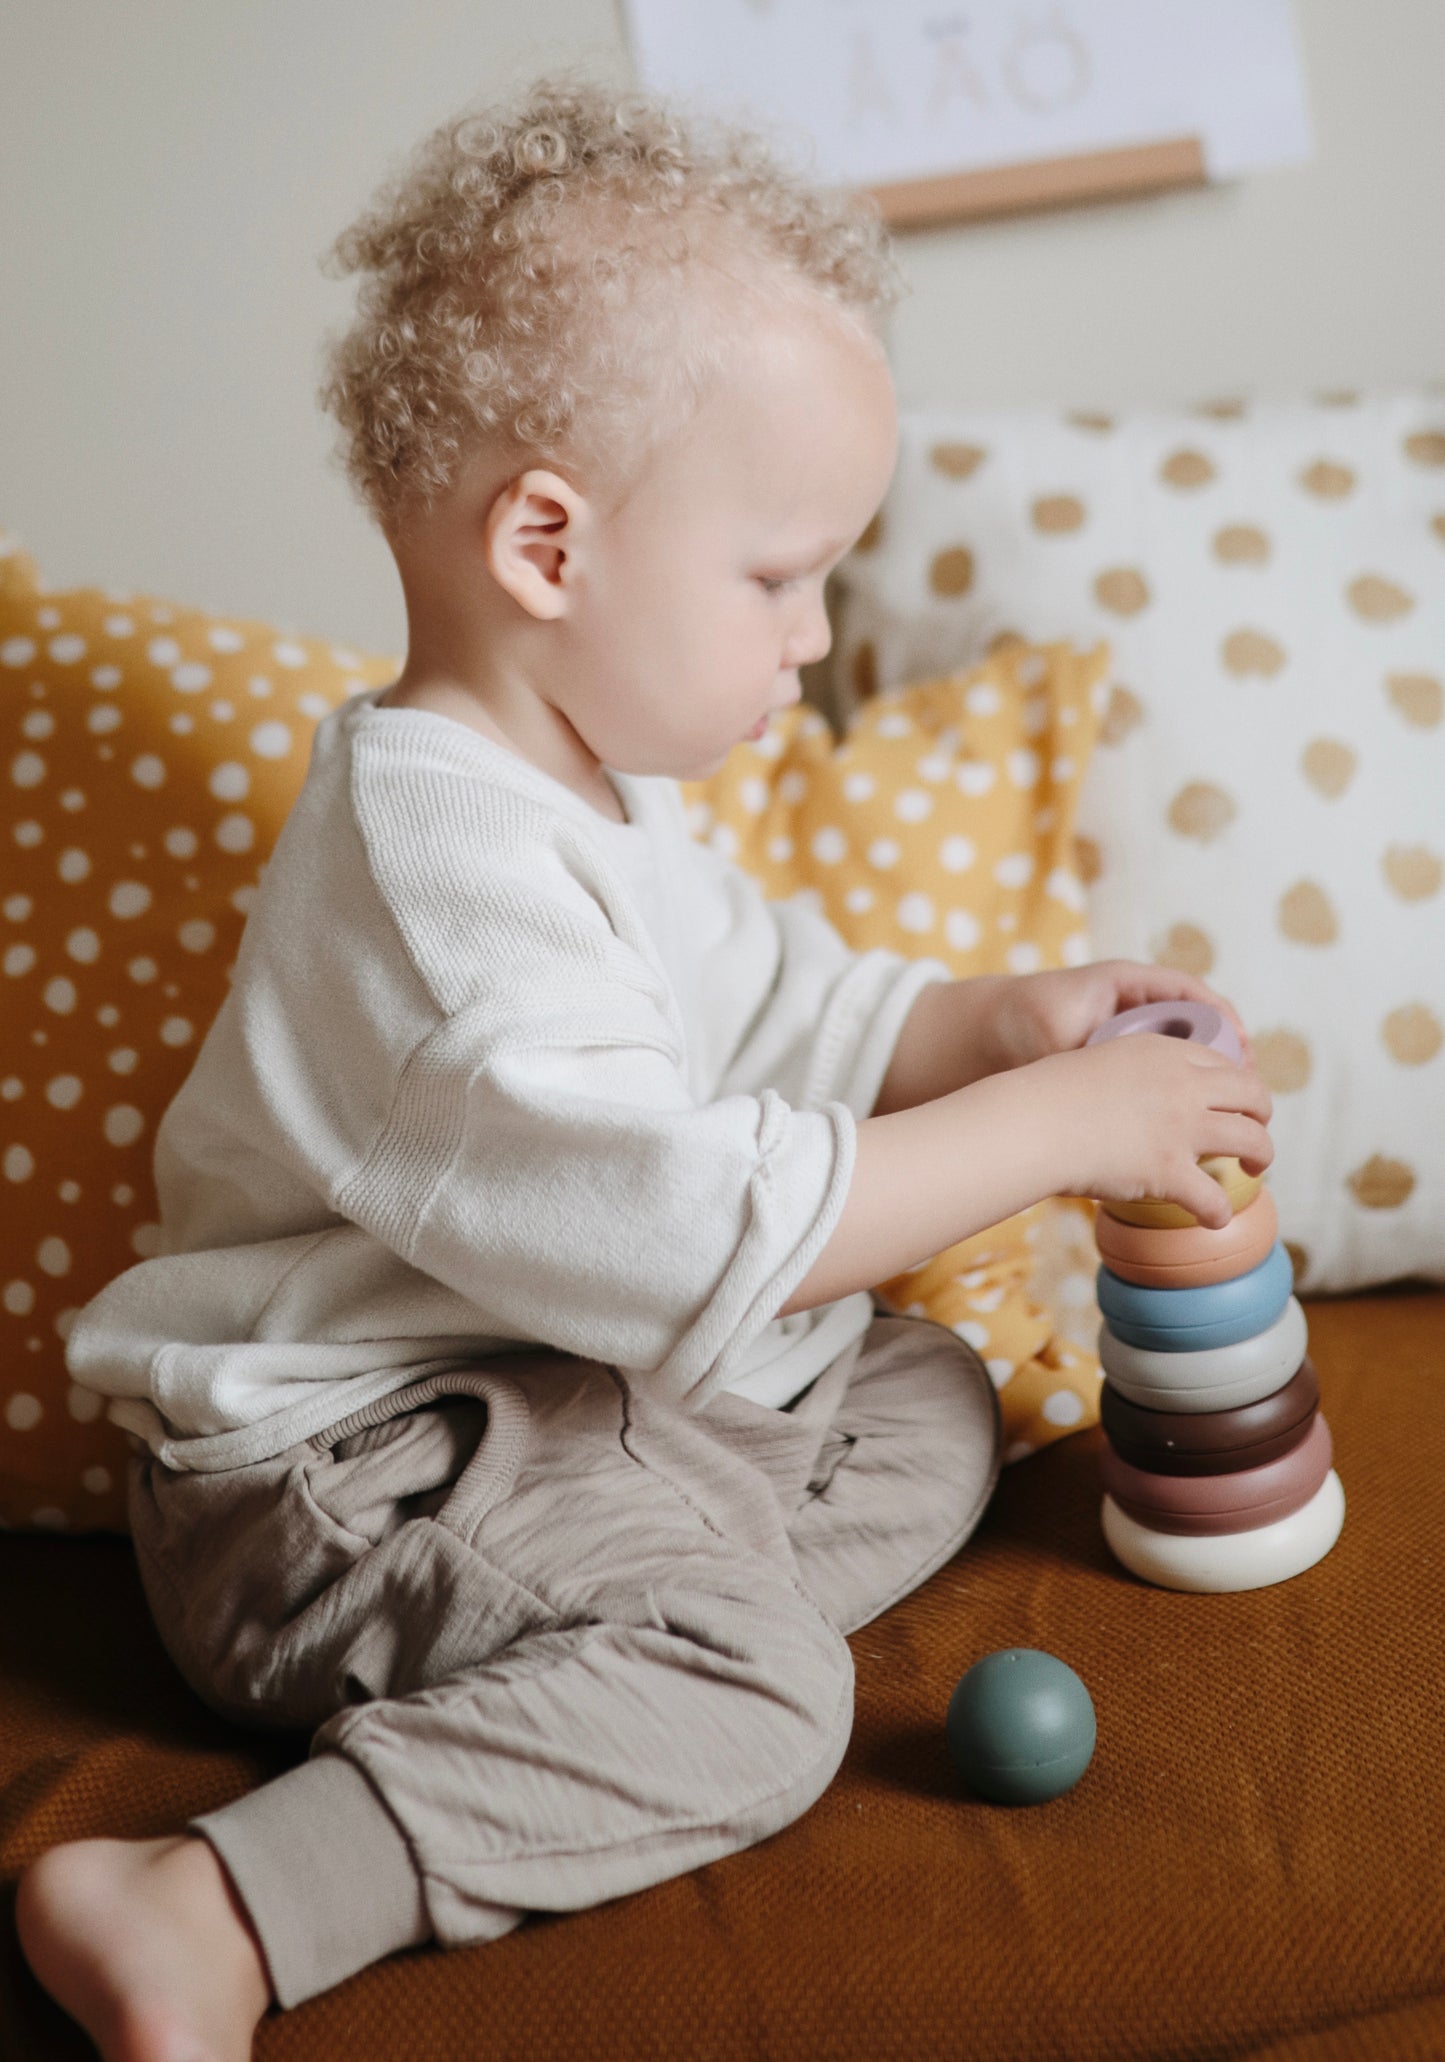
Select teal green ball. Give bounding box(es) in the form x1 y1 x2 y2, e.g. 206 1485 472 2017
946 1649 1096 1804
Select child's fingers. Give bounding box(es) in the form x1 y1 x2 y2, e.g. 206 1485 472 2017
1176 1166 1235 1229
1188 1047 1273 1125
1216 1066 1273 1127
1202 1113 1275 1174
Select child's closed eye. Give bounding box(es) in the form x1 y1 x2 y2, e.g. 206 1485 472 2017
755 574 794 595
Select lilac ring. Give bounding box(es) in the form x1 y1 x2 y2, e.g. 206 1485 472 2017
1086 998 1243 1063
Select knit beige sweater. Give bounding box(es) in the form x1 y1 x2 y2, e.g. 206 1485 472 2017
65 687 951 1472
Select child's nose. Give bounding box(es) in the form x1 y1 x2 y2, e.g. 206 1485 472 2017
785 593 832 669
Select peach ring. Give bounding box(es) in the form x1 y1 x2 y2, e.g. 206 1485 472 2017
1101 1156 1264 1229
1094 1188 1278 1288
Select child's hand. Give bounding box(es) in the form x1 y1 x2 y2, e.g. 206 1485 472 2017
992 961 1255 1071
1033 1030 1274 1228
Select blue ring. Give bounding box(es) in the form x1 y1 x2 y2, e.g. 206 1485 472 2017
1097 1242 1293 1352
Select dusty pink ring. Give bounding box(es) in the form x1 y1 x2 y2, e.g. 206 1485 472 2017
1101 1412 1332 1527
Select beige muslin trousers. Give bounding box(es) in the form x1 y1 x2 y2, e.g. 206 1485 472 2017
124 1310 1002 2009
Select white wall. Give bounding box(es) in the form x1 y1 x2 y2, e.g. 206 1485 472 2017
3 1 1442 657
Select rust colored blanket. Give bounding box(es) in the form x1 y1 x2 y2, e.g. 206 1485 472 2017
4 1288 1443 2061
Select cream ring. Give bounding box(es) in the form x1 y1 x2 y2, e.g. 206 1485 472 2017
1099 1297 1309 1414
1100 1471 1345 1592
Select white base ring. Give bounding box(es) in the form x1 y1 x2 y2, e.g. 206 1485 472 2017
1101 1470 1345 1592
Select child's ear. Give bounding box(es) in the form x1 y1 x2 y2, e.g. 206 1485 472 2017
483 469 591 621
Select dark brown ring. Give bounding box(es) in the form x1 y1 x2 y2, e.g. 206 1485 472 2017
1100 1355 1319 1475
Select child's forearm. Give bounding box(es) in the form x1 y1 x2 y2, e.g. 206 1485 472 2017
780 1061 1071 1316
870 975 1015 1116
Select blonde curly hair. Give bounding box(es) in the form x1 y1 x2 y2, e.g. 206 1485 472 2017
317 71 905 532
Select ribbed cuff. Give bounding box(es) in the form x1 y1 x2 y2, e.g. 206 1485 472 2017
189 1750 432 2009
823 951 954 1119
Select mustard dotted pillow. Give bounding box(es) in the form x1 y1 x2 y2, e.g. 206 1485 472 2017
0 533 395 1532
685 636 1111 1466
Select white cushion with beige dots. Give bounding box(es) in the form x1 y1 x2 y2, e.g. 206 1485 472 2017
829 390 1445 1293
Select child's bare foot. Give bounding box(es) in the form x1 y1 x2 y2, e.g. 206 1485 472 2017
15 1831 273 2062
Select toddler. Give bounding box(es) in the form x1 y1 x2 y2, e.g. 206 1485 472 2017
16 72 1272 2062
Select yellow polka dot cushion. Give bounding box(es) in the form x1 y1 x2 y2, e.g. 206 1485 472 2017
0 524 1108 1532
0 536 397 1534
828 391 1445 1294
681 647 1111 1468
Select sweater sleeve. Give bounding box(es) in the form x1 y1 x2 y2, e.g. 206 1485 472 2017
333 962 857 1410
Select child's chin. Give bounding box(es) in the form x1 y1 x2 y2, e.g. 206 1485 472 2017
686 745 733 777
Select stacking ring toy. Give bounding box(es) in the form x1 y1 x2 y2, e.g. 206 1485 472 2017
1098 1242 1293 1352
1099 1297 1309 1413
1101 1414 1333 1534
1086 997 1243 1063
1095 1188 1278 1289
1100 1356 1319 1474
1101 1470 1345 1592
1102 1156 1265 1230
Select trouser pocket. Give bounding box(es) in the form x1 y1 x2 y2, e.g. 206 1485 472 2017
304 1398 487 1547
302 1363 533 1551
